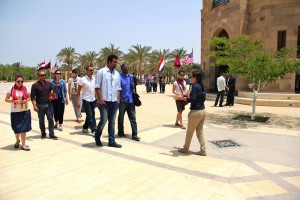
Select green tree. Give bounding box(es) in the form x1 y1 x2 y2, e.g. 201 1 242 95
57 47 78 79
209 35 300 119
97 44 123 69
79 51 98 70
127 44 152 83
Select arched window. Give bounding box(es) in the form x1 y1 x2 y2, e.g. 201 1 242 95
212 0 230 8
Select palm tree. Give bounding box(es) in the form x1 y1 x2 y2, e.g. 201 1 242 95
57 47 78 79
127 44 152 83
97 44 123 69
79 51 98 70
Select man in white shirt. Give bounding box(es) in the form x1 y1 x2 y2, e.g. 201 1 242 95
76 66 96 136
214 72 226 107
95 55 122 148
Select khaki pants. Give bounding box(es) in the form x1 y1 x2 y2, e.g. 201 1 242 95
183 110 206 151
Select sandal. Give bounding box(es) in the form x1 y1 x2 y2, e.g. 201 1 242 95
175 123 181 126
14 139 20 149
181 126 186 129
178 148 189 154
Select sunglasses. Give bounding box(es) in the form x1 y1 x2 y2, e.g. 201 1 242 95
55 73 61 75
88 70 94 72
179 74 184 76
17 80 24 83
39 74 46 77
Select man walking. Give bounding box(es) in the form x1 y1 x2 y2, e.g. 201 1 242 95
77 66 96 136
31 70 57 139
95 55 122 148
118 63 140 141
214 72 226 107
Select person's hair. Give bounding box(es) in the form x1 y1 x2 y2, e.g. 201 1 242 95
107 55 118 63
192 71 204 88
85 65 93 70
121 63 127 69
178 70 184 75
54 69 61 74
72 69 78 73
15 75 23 81
37 70 45 75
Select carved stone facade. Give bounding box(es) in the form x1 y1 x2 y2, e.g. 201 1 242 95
201 0 300 93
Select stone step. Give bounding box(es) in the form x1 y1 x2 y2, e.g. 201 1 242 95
206 93 300 107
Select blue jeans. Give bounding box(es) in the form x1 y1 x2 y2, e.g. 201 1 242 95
95 101 119 144
37 102 54 136
82 100 96 132
118 102 137 137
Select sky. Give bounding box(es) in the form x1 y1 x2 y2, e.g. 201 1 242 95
0 0 203 67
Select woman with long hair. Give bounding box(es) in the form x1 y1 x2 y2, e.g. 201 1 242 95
51 69 68 131
177 71 207 156
172 70 187 129
5 75 32 151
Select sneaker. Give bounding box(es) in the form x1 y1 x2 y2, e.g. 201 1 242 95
108 142 122 148
195 150 206 156
82 129 88 134
91 131 95 137
178 148 189 154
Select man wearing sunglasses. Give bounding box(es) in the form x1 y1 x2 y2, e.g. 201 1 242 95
31 70 58 139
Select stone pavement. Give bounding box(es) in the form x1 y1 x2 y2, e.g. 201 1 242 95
0 82 300 200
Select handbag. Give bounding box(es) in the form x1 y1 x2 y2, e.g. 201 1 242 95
132 92 142 107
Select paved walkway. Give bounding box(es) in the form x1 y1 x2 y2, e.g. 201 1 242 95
0 82 300 200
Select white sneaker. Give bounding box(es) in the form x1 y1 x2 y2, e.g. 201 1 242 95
82 129 88 133
91 131 95 137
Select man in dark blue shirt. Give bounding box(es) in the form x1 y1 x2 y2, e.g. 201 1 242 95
117 63 140 141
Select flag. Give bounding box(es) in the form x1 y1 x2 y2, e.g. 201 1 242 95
51 62 58 73
183 51 193 65
158 55 165 71
174 55 181 69
43 61 51 69
36 61 46 70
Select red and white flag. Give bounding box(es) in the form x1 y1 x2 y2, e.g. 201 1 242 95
37 61 46 70
51 62 58 73
158 55 165 71
183 51 193 65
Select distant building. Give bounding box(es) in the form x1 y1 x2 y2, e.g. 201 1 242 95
201 0 300 93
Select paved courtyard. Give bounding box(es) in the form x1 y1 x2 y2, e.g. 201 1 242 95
0 82 300 200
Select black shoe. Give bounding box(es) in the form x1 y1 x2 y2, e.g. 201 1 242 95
54 125 57 129
219 105 223 107
21 146 30 151
14 139 20 149
41 134 46 139
108 142 122 148
49 135 58 140
132 136 140 141
213 105 217 107
95 140 102 147
118 134 127 138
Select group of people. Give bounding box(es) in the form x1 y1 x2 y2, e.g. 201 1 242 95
6 54 209 156
144 74 167 94
5 55 141 150
214 72 236 107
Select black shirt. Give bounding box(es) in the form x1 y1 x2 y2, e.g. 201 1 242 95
30 80 52 103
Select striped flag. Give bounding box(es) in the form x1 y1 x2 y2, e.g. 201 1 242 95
183 51 193 65
51 62 58 73
36 61 46 70
158 55 165 71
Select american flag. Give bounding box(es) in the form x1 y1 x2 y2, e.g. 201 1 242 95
183 51 193 65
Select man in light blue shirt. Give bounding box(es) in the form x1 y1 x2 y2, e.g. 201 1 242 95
95 55 122 148
117 63 140 141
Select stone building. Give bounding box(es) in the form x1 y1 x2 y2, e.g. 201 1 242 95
201 0 300 93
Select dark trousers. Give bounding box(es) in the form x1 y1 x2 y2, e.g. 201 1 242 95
82 100 96 132
227 91 235 105
152 83 157 92
37 102 54 136
52 98 65 124
161 84 166 93
159 83 162 93
118 102 137 137
214 90 225 106
95 101 119 144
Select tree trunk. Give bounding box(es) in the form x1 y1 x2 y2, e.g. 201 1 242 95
251 88 257 120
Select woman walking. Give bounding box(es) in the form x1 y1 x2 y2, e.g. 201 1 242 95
5 75 32 151
173 70 187 129
177 71 207 156
51 70 68 131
